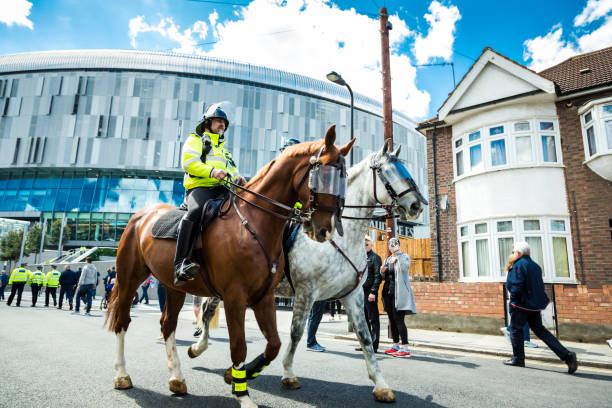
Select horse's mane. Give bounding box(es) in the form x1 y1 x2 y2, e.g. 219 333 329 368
244 140 324 189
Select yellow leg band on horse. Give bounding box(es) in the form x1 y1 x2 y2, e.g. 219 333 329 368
250 365 268 378
233 382 247 392
232 367 246 379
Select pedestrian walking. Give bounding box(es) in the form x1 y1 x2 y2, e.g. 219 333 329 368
355 235 382 353
306 300 327 352
139 276 150 304
72 258 97 316
328 299 342 321
0 269 8 301
103 266 116 286
381 237 416 358
58 265 77 310
29 266 45 307
193 296 203 336
504 241 578 373
6 263 31 307
43 265 61 307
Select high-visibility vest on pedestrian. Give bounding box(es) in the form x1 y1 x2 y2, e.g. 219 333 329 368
182 132 240 190
44 270 61 288
30 271 44 286
9 268 30 284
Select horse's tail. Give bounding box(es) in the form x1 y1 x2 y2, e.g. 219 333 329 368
104 210 147 333
209 302 220 330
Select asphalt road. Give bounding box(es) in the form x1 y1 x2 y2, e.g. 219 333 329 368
1 295 611 408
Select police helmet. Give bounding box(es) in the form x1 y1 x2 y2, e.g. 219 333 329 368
279 138 301 152
196 103 230 136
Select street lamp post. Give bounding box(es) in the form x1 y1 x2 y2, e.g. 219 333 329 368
326 71 354 167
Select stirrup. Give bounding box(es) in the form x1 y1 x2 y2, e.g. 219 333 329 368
174 261 200 287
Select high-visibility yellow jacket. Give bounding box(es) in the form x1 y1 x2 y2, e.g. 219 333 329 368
29 271 45 286
182 132 240 190
44 270 61 288
8 267 30 284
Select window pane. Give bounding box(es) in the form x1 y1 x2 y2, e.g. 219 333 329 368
551 220 565 231
603 105 612 114
460 226 468 237
514 122 530 132
541 135 557 162
461 241 472 277
456 151 464 176
470 144 482 170
524 220 540 231
489 125 504 136
525 237 544 274
584 111 592 123
469 131 480 142
540 121 554 131
490 139 507 166
498 237 514 275
516 136 533 163
605 119 612 149
455 138 463 148
475 223 487 234
553 237 570 278
497 221 512 232
586 126 597 156
476 239 490 276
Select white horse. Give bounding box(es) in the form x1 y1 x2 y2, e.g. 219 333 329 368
188 141 426 402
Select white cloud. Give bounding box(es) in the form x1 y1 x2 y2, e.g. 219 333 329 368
128 15 208 54
128 0 446 117
412 1 461 65
574 0 612 27
0 0 34 29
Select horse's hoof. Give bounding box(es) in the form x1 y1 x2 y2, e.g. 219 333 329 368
281 377 301 390
224 367 232 385
114 375 133 390
373 388 396 403
169 379 188 395
187 345 197 359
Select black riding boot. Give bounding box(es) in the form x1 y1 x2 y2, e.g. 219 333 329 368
174 218 201 287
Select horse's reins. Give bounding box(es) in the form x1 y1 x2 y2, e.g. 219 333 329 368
328 239 367 300
341 166 397 221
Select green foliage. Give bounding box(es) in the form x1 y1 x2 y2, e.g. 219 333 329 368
0 229 29 267
47 219 71 246
88 247 118 261
26 223 43 253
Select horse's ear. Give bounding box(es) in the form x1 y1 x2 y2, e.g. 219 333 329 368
339 138 356 157
324 124 336 148
392 145 401 156
381 138 391 155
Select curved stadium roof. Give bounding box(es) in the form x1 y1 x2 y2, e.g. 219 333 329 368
0 49 415 128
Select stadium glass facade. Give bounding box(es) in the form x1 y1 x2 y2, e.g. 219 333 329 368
0 50 428 246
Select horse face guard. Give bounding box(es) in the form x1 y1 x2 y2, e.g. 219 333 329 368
377 157 428 206
300 146 348 236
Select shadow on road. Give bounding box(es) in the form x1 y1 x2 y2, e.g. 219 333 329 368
118 386 273 408
527 365 612 381
410 354 479 369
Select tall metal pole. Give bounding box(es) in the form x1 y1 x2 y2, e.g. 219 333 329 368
39 218 47 261
57 214 66 258
347 83 354 167
18 223 29 266
380 7 395 248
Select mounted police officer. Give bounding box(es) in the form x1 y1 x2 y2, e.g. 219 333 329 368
174 103 245 286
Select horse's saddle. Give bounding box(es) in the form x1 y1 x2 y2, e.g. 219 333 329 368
151 198 227 241
281 222 301 292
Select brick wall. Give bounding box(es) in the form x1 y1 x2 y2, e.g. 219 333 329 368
412 281 505 318
556 90 612 288
425 125 460 282
554 284 612 325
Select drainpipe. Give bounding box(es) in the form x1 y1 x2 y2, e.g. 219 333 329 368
431 125 443 282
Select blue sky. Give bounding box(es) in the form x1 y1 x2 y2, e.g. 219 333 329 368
1 0 610 119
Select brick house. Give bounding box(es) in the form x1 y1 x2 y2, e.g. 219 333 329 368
415 47 612 342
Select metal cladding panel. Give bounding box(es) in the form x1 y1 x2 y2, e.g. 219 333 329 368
0 49 415 128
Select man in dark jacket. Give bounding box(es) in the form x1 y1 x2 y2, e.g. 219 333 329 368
58 265 77 310
355 236 382 353
505 241 577 373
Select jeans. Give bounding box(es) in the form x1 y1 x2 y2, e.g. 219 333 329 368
157 284 166 313
510 307 569 362
329 299 342 317
139 286 149 303
363 289 380 352
58 285 73 308
306 300 326 347
75 284 94 313
507 322 530 341
0 284 6 300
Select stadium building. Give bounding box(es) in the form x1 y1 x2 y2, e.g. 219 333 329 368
0 49 428 247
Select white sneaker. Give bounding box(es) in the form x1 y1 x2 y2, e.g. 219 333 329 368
606 339 612 348
500 327 510 341
329 316 335 321
524 341 538 348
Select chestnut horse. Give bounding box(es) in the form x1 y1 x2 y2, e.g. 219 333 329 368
105 126 354 408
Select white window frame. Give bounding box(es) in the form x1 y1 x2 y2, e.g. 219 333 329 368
579 96 612 161
452 118 562 182
458 216 576 283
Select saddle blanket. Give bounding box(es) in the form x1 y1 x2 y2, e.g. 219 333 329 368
151 208 185 239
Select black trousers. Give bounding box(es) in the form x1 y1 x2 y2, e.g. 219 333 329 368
7 282 26 306
181 186 227 223
58 286 73 308
363 289 380 352
510 307 569 362
31 284 42 306
383 292 408 345
329 299 342 316
45 287 58 306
